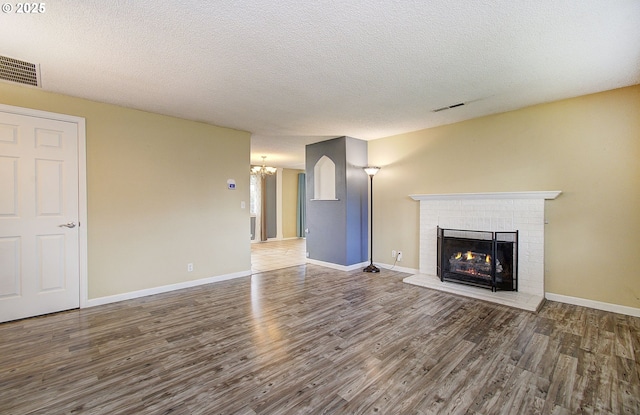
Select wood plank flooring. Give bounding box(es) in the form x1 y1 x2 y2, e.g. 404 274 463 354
0 265 638 414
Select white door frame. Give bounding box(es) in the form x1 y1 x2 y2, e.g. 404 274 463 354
0 103 88 309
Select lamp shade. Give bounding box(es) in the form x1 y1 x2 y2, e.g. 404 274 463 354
364 166 380 176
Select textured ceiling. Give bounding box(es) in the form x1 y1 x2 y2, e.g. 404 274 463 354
1 0 639 169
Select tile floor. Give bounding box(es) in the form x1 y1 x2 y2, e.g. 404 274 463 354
251 238 306 273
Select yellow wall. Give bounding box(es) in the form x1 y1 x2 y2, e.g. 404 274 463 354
0 82 251 299
3 80 638 309
282 168 303 238
369 85 640 308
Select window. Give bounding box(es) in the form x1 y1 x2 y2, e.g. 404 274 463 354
249 174 259 215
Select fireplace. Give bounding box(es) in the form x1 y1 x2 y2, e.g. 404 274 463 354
404 191 561 311
437 227 518 292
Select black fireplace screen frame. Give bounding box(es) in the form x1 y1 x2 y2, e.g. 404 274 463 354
437 227 518 292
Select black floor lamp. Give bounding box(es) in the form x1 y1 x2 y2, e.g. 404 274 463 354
363 166 381 273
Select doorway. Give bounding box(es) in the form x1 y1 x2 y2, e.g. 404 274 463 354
249 167 306 272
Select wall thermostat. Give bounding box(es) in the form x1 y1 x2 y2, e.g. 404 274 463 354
227 179 236 190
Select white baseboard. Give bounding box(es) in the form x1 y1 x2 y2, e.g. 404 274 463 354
83 270 252 308
305 259 417 274
378 263 419 274
306 258 368 272
251 237 304 244
545 293 640 317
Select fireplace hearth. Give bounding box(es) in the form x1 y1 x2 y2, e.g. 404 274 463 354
437 227 518 292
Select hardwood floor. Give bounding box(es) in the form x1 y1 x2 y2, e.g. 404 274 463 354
1 265 638 414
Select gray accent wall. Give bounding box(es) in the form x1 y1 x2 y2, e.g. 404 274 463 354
305 136 368 266
345 138 369 264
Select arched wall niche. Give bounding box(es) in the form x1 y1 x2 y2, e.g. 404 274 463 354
313 155 337 200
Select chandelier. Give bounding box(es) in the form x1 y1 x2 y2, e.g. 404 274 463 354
251 156 277 176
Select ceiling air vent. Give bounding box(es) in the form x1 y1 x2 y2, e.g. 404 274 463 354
0 55 41 87
432 102 465 112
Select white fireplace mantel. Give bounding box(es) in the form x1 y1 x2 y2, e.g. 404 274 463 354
404 190 562 312
410 191 562 201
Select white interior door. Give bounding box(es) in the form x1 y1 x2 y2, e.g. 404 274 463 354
0 111 80 323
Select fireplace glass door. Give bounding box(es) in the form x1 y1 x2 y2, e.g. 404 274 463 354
437 227 518 292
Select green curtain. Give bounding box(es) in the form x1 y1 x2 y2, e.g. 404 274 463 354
296 173 306 237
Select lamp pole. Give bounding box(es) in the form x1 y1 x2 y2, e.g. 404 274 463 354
363 166 380 273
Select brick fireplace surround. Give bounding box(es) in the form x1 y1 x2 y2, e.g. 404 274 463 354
404 191 561 312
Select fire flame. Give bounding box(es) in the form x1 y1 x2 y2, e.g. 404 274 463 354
453 251 492 263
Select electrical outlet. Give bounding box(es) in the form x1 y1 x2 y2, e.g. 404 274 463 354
397 251 403 262
187 263 194 272
392 250 396 258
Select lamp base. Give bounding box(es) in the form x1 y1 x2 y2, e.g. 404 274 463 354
363 264 380 273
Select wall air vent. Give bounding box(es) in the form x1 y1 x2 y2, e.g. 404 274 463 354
0 55 41 87
432 102 465 112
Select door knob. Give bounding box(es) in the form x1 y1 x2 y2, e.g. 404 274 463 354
58 222 76 228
